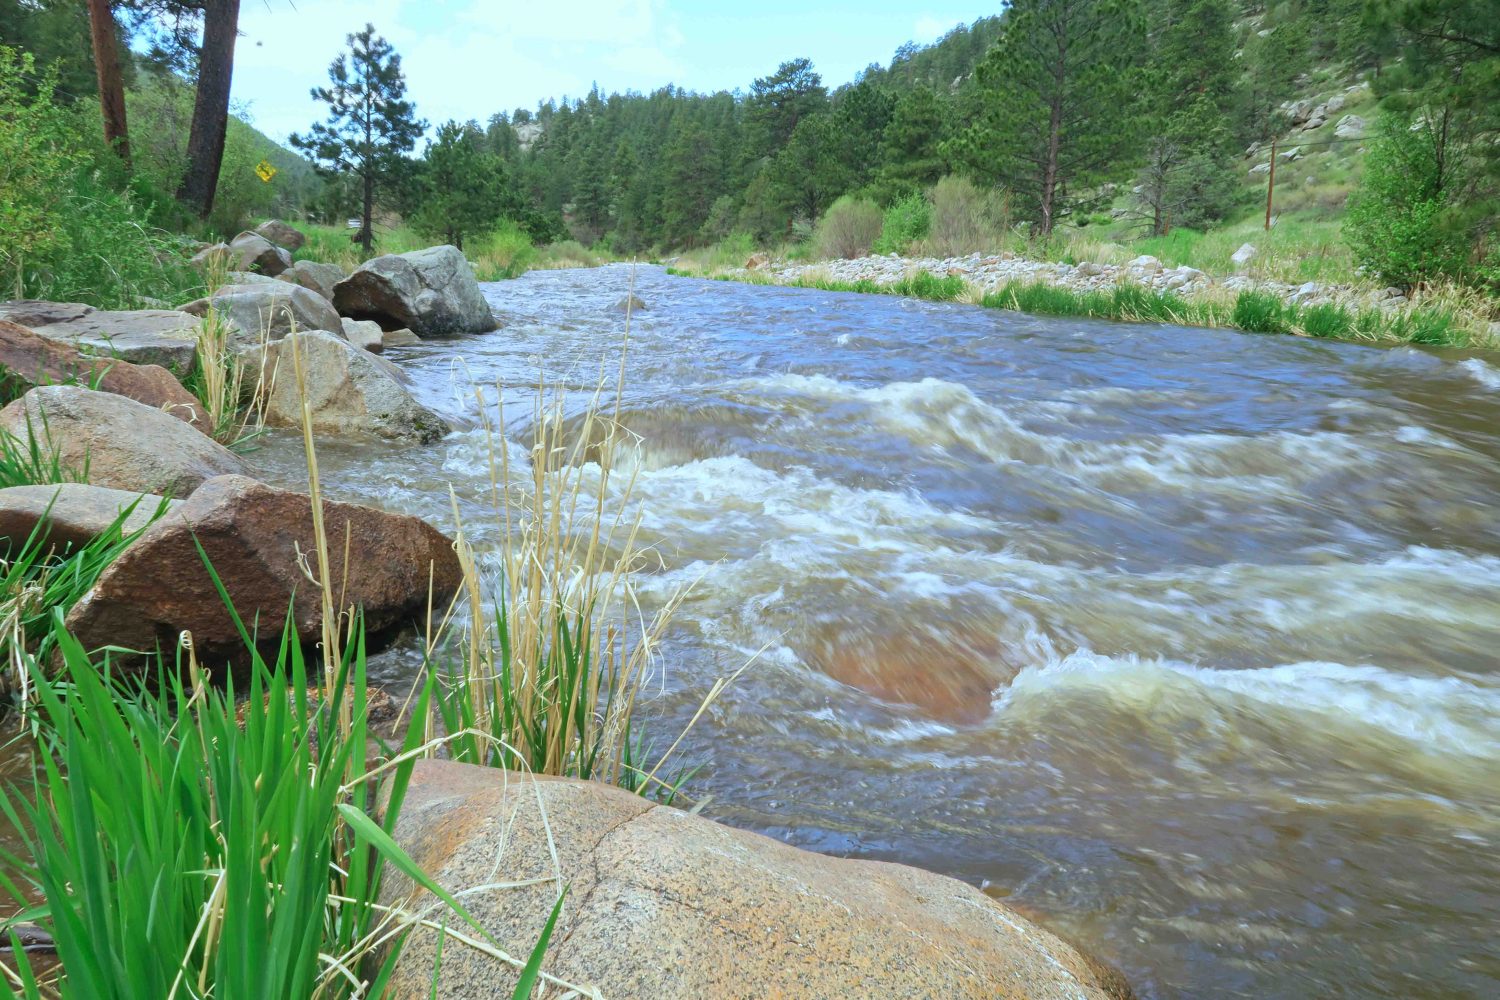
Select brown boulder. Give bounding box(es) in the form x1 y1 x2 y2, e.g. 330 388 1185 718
278 260 345 302
381 760 1132 1000
253 219 307 252
0 484 178 552
0 320 202 424
0 386 244 495
0 301 202 371
65 475 461 666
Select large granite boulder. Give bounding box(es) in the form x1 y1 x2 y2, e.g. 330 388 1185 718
0 484 178 552
179 283 342 349
0 386 244 495
0 320 202 424
380 761 1133 1000
333 245 495 336
227 231 292 276
253 219 306 252
252 329 448 442
278 260 345 302
65 475 462 666
0 301 201 371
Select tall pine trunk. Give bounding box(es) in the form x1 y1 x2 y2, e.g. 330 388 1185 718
177 0 242 219
86 0 130 169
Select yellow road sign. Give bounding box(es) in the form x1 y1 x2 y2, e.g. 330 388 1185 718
255 160 277 183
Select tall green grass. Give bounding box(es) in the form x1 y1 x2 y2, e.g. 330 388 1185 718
0 497 165 702
0 413 86 491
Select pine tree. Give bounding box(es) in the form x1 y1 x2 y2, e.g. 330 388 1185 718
745 58 828 157
879 88 951 197
1135 0 1240 233
291 24 426 254
948 0 1146 234
410 120 514 251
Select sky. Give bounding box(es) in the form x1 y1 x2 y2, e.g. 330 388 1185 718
229 1 994 145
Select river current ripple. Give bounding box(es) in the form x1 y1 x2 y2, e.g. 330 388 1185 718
251 265 1500 999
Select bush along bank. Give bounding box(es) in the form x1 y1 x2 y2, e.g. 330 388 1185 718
669 252 1496 350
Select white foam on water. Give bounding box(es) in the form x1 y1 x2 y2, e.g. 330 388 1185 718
995 648 1500 762
1459 357 1500 390
735 372 1370 493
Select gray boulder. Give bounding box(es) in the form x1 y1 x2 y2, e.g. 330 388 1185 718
1334 114 1365 139
380 761 1133 1000
0 300 201 371
226 231 292 277
190 243 230 270
252 219 306 252
180 283 342 349
0 386 245 496
333 245 495 336
224 271 283 286
252 329 447 443
381 328 421 349
278 260 345 302
1230 243 1257 272
0 484 178 552
339 318 385 354
611 294 647 312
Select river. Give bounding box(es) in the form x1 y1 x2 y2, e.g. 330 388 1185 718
247 264 1500 998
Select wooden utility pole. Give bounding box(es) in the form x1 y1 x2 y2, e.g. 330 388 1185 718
1264 139 1277 231
86 0 131 169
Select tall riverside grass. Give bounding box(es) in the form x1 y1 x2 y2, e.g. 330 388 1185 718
673 266 1488 349
0 499 165 703
0 330 575 998
421 373 713 800
418 289 743 801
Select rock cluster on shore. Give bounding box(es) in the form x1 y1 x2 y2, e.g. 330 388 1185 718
759 248 1411 313
0 221 492 668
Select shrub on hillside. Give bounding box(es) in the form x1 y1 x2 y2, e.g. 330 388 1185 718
872 193 932 255
1346 114 1471 290
0 47 193 308
921 175 1010 257
814 196 883 259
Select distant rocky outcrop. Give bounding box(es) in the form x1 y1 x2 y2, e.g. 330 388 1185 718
0 386 244 495
64 475 463 667
381 760 1133 1000
333 246 496 336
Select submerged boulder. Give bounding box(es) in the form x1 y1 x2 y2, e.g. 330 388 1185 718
253 219 306 252
0 484 177 552
226 230 292 276
332 245 495 336
65 475 462 666
0 300 202 371
0 320 201 423
179 283 343 349
252 329 447 442
0 386 244 495
381 760 1132 1000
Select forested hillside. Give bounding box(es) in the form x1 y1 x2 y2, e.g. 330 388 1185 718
414 0 1493 297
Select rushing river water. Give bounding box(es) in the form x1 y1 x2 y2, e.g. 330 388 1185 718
247 264 1500 999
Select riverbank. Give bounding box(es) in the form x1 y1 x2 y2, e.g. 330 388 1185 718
669 251 1500 350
